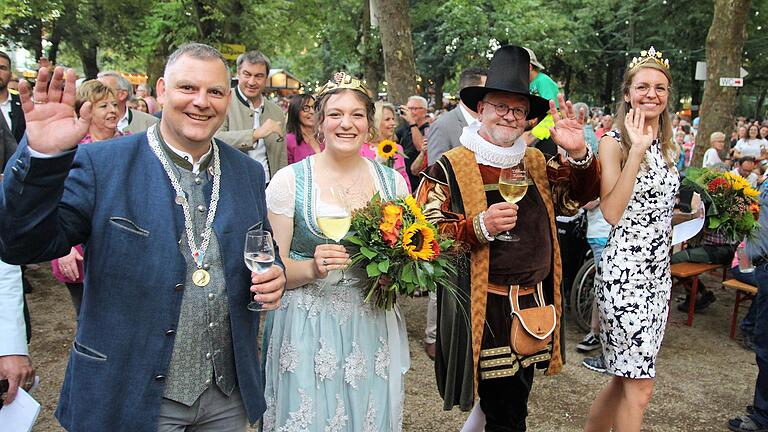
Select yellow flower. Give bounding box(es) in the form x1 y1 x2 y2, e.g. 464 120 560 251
402 223 436 260
404 195 427 223
382 204 403 225
744 186 760 198
377 140 398 159
725 172 750 191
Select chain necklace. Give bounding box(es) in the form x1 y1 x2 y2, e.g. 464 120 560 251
147 124 221 287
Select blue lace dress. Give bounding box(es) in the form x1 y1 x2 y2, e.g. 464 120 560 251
597 131 679 379
262 156 410 432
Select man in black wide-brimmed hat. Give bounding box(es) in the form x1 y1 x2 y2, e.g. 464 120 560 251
415 45 601 431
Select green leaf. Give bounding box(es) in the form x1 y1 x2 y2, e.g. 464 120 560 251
415 265 427 288
366 261 382 277
378 259 390 273
401 263 415 283
361 247 377 259
422 261 435 275
709 216 722 229
345 235 365 246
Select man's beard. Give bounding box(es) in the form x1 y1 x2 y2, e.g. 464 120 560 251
485 125 522 146
0 82 7 92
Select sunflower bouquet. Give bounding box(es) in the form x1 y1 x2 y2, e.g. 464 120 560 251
681 168 760 242
376 139 400 168
344 193 456 310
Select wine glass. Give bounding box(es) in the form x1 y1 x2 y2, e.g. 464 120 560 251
244 229 275 311
316 186 352 283
496 159 529 242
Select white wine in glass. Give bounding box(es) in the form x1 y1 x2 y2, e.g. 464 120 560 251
317 214 352 242
317 186 352 284
244 229 275 311
496 160 529 242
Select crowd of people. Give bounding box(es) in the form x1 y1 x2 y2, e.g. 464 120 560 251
0 40 766 432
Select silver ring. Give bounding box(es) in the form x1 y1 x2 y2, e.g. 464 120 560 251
31 96 47 104
322 258 328 266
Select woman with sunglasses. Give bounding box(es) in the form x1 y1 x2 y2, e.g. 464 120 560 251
286 93 323 164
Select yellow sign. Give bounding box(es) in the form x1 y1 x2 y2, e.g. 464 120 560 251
218 44 246 61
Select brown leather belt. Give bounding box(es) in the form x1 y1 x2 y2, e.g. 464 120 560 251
487 282 540 297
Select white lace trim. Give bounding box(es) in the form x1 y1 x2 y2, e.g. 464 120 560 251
279 341 299 373
344 341 368 389
330 284 354 324
278 389 314 432
324 395 349 432
363 400 378 432
314 340 339 381
374 337 390 380
459 121 526 168
296 283 324 317
263 395 276 432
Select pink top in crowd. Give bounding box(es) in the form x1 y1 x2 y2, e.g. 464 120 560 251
286 132 324 164
359 143 412 193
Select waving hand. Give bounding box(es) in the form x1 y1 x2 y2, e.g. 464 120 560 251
18 67 91 155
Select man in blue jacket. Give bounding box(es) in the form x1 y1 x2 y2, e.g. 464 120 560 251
0 43 285 431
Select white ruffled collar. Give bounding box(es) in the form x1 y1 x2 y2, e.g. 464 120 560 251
459 121 526 168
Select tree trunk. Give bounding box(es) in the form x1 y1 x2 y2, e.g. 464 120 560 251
48 21 63 65
222 0 244 42
370 0 417 105
147 39 170 94
601 60 616 113
433 74 445 110
755 87 766 120
693 0 751 167
361 0 382 97
78 43 99 79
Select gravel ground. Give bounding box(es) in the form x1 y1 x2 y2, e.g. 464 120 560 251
23 266 756 431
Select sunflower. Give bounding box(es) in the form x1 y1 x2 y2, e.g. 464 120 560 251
744 186 760 199
725 172 751 191
377 140 398 159
404 195 427 223
402 223 436 260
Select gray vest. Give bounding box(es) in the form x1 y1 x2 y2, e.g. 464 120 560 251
163 159 237 406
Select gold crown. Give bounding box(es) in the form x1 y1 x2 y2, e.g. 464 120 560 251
317 72 369 97
629 46 670 70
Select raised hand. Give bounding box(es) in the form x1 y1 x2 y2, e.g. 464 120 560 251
549 94 587 159
18 67 91 155
624 108 653 156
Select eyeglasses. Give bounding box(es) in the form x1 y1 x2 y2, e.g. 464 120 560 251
407 106 425 111
301 104 315 113
482 101 529 120
631 83 670 96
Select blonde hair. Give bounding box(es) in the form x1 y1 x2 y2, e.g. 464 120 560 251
710 131 726 145
614 61 677 168
75 80 117 116
374 101 397 141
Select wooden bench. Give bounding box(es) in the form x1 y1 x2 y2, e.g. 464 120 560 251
670 262 724 326
722 278 758 339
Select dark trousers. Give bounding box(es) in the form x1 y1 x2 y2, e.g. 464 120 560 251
751 262 768 426
478 365 535 432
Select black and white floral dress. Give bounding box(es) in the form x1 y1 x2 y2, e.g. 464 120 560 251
597 131 679 379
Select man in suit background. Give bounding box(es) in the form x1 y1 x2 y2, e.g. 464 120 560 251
0 51 25 144
421 66 486 360
1 43 285 431
216 50 286 184
427 67 487 164
97 70 159 134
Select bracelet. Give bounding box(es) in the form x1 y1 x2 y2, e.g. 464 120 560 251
477 211 494 242
566 145 594 168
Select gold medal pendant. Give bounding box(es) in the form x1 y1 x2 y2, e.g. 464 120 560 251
192 269 211 287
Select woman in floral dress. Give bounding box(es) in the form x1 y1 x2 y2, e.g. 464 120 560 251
584 48 679 432
262 74 409 431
